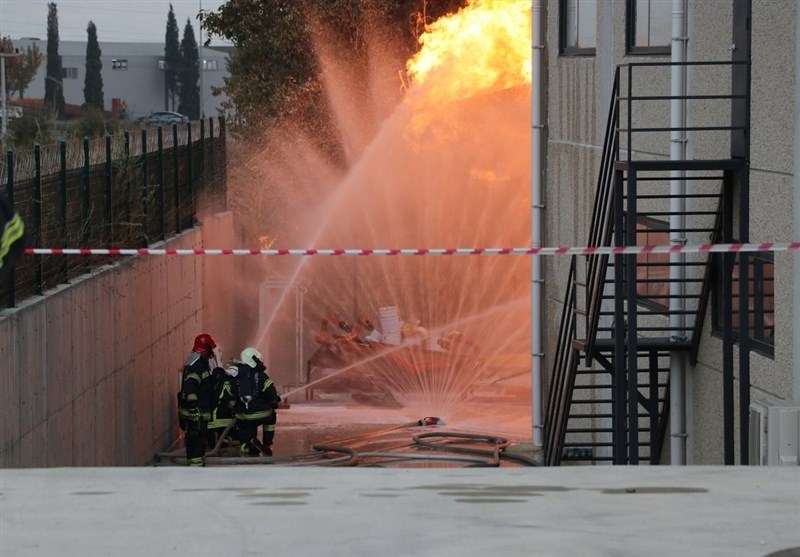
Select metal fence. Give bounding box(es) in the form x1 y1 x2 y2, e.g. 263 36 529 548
2 116 228 309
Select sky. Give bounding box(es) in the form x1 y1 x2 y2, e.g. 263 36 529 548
0 0 231 45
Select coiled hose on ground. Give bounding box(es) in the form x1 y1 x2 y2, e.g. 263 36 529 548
154 420 539 467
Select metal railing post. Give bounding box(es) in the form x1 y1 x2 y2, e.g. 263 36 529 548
82 137 90 272
187 122 193 224
141 128 148 246
5 148 15 308
105 134 112 247
59 139 68 282
34 144 42 295
157 126 165 241
172 124 179 233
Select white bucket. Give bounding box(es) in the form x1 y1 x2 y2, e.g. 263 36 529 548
378 306 401 344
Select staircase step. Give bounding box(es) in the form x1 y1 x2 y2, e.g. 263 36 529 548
573 337 692 352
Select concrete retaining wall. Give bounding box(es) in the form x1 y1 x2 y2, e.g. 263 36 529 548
0 212 234 468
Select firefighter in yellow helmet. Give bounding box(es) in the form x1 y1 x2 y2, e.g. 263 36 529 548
233 347 281 457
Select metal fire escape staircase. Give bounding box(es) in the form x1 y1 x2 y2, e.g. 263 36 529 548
545 62 746 465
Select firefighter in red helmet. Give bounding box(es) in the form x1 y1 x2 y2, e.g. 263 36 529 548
177 333 221 466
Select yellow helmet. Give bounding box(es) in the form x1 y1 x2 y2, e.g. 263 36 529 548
240 347 263 368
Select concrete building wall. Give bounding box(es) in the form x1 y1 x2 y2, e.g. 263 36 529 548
0 212 234 468
543 0 797 464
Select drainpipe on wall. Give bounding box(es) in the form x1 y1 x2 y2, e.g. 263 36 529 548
669 0 688 464
531 0 544 446
793 4 800 406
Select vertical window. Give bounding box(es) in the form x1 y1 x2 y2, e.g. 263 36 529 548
627 0 672 54
636 218 669 311
713 252 775 356
560 0 597 56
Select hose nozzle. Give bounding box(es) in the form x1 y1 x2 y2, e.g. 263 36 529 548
418 416 444 426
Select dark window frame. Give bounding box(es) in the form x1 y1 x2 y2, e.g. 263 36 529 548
635 216 670 313
626 0 672 56
559 0 597 57
712 250 775 358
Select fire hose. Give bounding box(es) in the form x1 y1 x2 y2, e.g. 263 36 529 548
154 418 539 467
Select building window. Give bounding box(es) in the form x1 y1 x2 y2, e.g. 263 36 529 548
158 59 167 70
202 60 218 71
111 59 128 70
636 218 669 311
560 0 597 56
712 251 774 356
61 67 78 79
626 0 671 54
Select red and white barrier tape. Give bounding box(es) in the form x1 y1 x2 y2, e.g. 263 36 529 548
22 242 800 257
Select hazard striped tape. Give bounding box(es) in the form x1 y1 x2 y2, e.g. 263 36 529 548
22 242 800 257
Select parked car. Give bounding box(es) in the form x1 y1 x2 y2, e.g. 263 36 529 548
145 111 188 125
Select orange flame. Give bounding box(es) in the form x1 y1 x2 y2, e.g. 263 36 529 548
406 0 531 103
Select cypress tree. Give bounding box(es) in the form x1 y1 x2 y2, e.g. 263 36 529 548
164 4 180 111
44 2 65 118
177 19 200 120
83 21 104 110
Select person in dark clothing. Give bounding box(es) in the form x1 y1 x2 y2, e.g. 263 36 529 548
178 333 221 466
206 364 239 452
0 194 26 275
234 347 281 457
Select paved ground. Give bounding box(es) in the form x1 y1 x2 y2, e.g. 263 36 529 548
2 400 799 556
1 465 798 557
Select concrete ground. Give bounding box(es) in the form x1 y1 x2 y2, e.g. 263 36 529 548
1 465 798 557
2 400 799 556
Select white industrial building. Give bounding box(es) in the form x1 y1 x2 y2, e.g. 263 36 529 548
11 37 231 120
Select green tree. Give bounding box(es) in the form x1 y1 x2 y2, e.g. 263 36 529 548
44 2 65 118
83 21 104 110
177 19 200 120
200 0 465 138
0 37 44 100
164 4 180 111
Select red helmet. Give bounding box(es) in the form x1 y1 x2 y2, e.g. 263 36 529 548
193 333 217 358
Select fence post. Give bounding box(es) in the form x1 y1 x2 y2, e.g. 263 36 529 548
157 126 165 241
124 130 131 227
34 144 43 295
172 124 179 233
187 122 193 225
82 137 90 273
5 148 15 308
141 128 148 247
219 117 227 195
105 134 112 247
208 117 215 191
59 139 68 283
199 118 206 195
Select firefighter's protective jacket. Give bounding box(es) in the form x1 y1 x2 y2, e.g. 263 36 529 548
208 367 237 430
1 195 26 272
234 362 280 423
178 352 213 422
